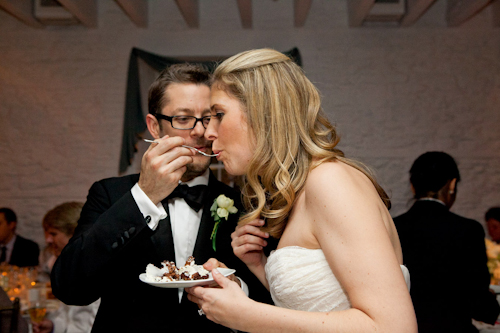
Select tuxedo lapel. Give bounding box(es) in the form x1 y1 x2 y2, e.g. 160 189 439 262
150 201 175 263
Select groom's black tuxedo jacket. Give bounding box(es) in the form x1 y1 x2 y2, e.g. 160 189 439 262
51 172 272 332
394 200 500 333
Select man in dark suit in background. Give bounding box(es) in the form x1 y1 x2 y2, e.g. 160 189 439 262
0 207 39 267
51 63 273 332
394 151 499 333
486 207 500 244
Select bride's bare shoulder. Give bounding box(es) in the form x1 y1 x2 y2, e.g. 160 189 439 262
307 160 371 191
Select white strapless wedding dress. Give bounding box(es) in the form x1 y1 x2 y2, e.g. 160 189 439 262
265 246 410 312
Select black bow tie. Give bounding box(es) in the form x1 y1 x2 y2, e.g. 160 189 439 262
167 184 208 212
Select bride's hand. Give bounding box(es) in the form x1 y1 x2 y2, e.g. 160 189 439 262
231 219 269 270
186 268 252 329
202 258 241 287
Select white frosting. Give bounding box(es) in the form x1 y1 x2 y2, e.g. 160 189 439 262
154 276 172 282
177 262 209 278
143 258 209 281
146 263 167 277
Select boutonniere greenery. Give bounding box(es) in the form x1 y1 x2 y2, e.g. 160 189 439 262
210 194 238 251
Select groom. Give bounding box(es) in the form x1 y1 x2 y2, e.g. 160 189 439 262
51 63 271 332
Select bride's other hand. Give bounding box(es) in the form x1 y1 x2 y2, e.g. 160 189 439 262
186 268 253 328
231 219 269 269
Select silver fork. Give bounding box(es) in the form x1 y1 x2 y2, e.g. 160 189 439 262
143 139 219 157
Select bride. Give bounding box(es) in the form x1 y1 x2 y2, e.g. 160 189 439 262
186 48 417 332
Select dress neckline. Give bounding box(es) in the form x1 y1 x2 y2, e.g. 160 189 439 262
269 246 409 272
269 246 323 259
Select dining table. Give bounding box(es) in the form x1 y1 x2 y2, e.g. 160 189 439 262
0 264 61 333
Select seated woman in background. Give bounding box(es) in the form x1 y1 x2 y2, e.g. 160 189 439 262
34 202 100 333
186 48 417 332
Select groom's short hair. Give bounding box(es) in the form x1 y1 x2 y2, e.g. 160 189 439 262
148 63 211 116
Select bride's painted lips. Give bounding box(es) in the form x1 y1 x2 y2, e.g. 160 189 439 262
212 150 222 160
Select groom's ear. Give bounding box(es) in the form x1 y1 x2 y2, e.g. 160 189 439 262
146 114 161 139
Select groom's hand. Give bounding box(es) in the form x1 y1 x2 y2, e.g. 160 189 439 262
138 135 195 204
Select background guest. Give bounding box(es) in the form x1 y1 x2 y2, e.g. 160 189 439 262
394 151 499 333
486 207 500 244
33 201 100 333
0 207 39 267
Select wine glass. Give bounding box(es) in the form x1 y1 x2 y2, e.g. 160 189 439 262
28 285 47 324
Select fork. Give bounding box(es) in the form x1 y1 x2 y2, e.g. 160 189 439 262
143 139 219 157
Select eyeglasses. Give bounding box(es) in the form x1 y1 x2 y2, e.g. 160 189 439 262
155 113 212 130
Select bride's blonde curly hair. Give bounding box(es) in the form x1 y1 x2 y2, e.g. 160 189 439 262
213 48 390 238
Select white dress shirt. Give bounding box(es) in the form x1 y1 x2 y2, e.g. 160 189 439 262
131 169 248 302
0 235 16 264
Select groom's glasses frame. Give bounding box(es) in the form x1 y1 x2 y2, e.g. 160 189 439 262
154 113 212 130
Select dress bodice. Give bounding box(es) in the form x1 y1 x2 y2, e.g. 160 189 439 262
265 246 410 312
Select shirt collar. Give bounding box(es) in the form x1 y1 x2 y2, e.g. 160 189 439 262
1 234 16 250
418 197 446 206
180 169 209 187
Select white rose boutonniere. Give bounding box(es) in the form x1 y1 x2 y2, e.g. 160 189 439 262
210 194 238 251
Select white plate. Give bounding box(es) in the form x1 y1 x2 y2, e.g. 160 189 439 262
139 268 236 288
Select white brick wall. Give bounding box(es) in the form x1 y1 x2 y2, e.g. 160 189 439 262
0 0 499 246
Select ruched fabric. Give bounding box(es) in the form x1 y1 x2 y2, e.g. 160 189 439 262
265 246 410 311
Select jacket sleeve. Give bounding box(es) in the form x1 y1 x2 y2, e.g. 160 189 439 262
50 180 152 305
